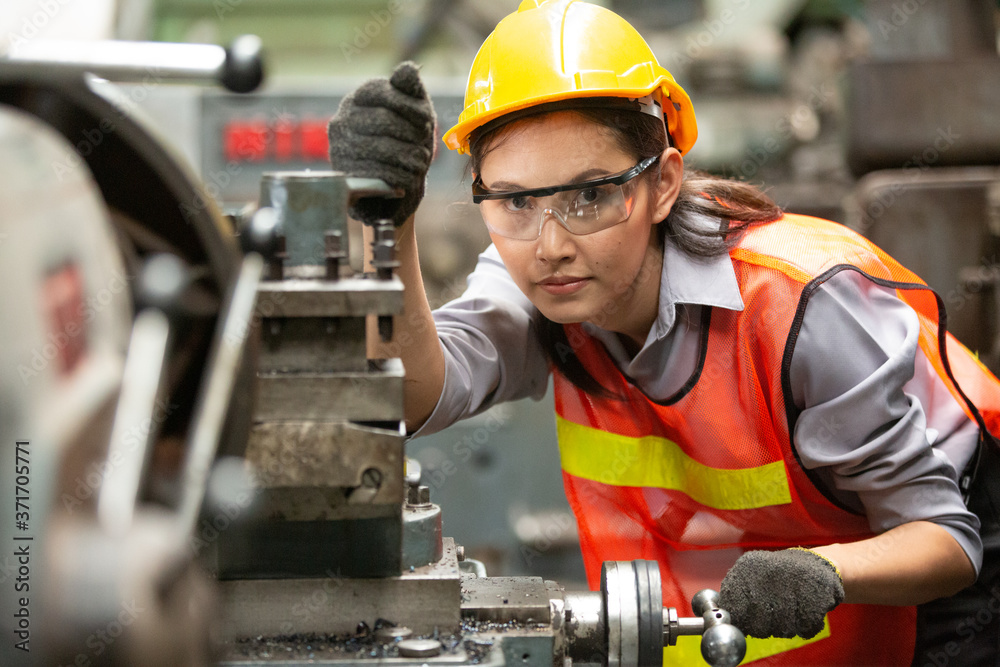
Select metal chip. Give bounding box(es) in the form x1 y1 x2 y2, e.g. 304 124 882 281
397 638 442 658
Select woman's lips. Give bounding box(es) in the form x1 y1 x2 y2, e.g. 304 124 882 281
538 276 591 295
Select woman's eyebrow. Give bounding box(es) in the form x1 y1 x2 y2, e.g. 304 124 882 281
485 168 613 192
485 179 525 192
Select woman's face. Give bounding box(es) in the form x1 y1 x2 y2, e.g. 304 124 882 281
477 111 682 344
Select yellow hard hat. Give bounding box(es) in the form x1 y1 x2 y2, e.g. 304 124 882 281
442 0 697 155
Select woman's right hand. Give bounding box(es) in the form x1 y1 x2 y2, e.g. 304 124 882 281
328 63 445 431
327 61 437 227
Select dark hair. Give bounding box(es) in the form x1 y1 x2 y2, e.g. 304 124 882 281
469 105 783 398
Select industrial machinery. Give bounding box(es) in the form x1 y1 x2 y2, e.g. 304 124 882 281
0 36 269 667
0 38 263 667
209 168 747 666
0 39 746 667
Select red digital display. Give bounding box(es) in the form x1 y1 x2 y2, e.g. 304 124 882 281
223 119 268 162
300 119 330 161
273 119 295 162
223 116 331 163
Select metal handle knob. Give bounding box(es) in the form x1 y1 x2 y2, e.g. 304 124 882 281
666 589 746 667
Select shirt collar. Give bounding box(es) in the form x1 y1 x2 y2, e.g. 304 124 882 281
653 216 745 340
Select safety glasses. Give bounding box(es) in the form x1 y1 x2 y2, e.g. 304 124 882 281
472 156 659 240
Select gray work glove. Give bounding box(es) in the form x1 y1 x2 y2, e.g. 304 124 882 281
719 547 844 639
327 61 436 226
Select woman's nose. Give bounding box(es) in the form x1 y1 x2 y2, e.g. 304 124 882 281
535 209 576 263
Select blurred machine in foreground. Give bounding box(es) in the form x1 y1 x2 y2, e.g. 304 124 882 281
0 38 264 667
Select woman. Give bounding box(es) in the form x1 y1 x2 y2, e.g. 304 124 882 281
327 1 1000 664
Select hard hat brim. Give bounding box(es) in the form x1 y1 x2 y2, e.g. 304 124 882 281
443 79 697 156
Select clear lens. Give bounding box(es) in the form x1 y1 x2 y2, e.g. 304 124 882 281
481 181 636 240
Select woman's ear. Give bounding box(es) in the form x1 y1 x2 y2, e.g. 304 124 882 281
651 147 684 223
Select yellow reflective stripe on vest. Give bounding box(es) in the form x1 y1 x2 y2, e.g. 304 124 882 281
556 417 792 510
663 617 831 665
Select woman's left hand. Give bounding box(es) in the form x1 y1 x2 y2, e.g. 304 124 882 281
719 521 977 639
719 547 844 639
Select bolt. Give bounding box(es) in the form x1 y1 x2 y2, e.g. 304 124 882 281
361 468 382 488
324 231 344 280
371 219 399 280
405 458 422 487
324 230 344 254
378 315 394 342
325 256 340 280
267 235 287 280
406 484 431 508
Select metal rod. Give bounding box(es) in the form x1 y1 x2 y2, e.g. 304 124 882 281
96 308 170 535
176 253 264 536
4 35 263 93
675 617 705 635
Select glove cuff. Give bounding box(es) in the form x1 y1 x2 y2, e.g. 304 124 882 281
790 547 842 582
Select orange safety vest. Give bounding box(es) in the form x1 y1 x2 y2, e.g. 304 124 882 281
553 214 1000 666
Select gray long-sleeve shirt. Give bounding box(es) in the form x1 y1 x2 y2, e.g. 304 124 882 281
413 215 983 574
